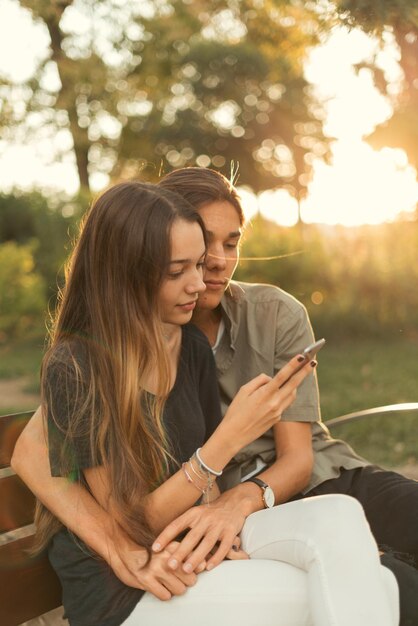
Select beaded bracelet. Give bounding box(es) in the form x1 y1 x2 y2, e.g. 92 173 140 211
195 448 223 477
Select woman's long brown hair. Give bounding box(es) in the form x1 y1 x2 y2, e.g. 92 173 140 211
35 182 205 553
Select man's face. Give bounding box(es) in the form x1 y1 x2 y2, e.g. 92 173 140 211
196 200 241 311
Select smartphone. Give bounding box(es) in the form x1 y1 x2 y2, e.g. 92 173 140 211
279 338 326 387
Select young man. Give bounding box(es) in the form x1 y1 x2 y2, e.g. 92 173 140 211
156 167 418 626
158 167 418 573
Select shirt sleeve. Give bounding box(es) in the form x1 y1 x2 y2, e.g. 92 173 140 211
44 345 99 477
274 301 321 423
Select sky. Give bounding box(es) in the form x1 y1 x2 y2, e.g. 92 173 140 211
0 0 417 226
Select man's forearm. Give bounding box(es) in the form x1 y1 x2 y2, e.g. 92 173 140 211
215 448 313 517
11 409 144 566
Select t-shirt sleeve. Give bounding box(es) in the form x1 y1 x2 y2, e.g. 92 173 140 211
44 345 99 477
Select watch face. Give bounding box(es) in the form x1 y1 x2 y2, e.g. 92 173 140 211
264 486 275 508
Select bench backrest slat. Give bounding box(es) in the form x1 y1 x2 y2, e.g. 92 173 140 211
0 411 62 625
0 473 36 533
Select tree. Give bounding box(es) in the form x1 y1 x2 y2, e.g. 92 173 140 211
3 0 331 202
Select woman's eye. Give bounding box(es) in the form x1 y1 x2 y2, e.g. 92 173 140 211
168 271 183 279
225 243 238 250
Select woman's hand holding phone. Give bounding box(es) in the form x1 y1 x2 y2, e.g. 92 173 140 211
279 338 325 388
220 341 324 452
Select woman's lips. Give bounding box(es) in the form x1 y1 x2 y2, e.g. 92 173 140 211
177 301 197 311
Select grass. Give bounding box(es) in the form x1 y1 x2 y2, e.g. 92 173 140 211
0 333 417 466
0 334 45 382
318 336 418 467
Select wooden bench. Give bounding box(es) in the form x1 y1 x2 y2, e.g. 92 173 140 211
0 410 62 626
1 403 417 625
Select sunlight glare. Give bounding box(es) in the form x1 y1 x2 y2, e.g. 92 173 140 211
301 142 418 226
0 0 49 82
237 187 258 222
306 27 399 139
259 190 299 227
0 144 79 195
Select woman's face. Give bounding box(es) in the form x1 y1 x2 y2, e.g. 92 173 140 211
196 200 242 311
158 219 206 325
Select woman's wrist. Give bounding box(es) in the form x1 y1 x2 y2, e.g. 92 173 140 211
199 428 239 473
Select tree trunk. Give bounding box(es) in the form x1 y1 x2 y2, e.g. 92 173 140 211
44 9 90 192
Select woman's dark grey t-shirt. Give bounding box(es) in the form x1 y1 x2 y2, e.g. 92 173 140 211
46 324 222 626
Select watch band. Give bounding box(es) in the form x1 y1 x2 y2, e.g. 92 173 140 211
246 477 275 508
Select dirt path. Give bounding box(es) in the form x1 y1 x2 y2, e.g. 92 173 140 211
0 377 40 410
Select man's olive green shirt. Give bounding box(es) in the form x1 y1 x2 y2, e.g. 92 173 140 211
215 281 368 494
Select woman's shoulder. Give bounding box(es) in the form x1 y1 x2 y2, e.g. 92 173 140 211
43 338 89 383
182 323 212 353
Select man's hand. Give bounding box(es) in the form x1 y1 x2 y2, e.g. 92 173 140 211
109 539 203 600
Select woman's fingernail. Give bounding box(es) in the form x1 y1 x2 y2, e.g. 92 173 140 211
310 360 317 367
168 558 178 569
152 542 161 552
183 562 193 573
297 355 305 362
206 563 214 571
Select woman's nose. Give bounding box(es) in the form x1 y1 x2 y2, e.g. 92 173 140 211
186 272 206 294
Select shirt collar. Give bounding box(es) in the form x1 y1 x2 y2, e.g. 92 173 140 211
220 280 244 348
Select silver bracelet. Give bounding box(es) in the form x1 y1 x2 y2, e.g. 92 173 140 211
195 447 223 477
189 456 215 487
182 462 205 494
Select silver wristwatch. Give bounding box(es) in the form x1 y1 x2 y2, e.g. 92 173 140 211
246 477 275 508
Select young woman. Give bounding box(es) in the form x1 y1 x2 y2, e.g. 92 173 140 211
12 181 398 626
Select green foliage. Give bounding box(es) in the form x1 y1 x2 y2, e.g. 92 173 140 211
0 191 80 298
335 0 418 33
117 0 330 195
237 216 418 339
0 242 46 338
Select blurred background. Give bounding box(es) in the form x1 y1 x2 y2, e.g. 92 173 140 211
0 0 417 470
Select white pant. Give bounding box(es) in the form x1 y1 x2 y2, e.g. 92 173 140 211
123 494 399 626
